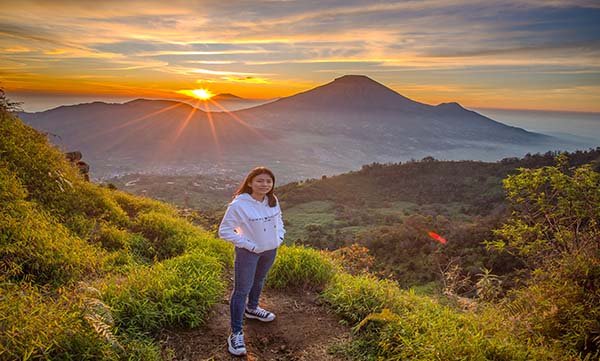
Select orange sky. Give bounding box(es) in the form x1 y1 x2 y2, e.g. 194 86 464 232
1 1 599 112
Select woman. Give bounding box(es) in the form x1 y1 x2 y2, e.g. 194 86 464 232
218 166 285 356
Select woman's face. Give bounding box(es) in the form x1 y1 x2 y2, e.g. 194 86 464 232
248 173 273 196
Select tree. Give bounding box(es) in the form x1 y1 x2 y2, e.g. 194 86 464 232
490 154 600 268
489 155 600 355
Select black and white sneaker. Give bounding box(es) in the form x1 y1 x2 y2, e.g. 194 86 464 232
245 306 276 322
227 331 247 356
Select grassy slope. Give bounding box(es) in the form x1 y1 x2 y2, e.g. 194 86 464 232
0 110 232 359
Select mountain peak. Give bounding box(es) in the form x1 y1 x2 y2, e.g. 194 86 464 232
436 102 468 113
213 93 244 100
332 74 376 84
263 75 426 111
437 102 464 109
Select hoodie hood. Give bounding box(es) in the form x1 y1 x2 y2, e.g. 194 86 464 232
233 192 268 204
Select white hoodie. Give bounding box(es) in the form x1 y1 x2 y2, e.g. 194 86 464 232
218 193 285 253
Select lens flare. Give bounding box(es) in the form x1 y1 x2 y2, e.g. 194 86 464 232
427 231 447 244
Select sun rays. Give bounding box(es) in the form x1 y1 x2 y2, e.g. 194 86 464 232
84 88 270 160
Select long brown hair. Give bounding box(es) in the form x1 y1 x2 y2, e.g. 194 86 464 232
233 166 277 207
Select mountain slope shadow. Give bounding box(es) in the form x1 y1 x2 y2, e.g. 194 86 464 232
158 287 351 360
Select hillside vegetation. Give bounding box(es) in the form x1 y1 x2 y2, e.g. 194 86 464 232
1 108 232 359
276 149 600 286
2 106 598 360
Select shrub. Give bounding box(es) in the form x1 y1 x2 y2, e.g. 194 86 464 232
102 252 225 335
266 245 336 290
129 233 158 263
189 235 234 267
490 157 600 355
0 164 27 202
330 244 375 275
352 307 566 361
0 113 132 238
504 250 600 356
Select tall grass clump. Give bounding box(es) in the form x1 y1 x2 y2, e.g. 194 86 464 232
0 283 119 360
133 210 233 264
323 272 569 360
1 167 103 285
101 252 225 335
321 272 404 324
111 190 178 219
266 245 336 290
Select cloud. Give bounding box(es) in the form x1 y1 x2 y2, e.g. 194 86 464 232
1 0 599 111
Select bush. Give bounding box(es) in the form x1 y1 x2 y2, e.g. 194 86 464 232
102 252 225 335
352 307 566 361
266 245 336 290
189 235 234 267
490 157 600 356
134 211 195 260
0 111 232 359
0 164 27 202
330 244 375 275
504 250 600 356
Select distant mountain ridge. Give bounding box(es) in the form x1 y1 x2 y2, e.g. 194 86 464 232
236 75 544 145
19 75 564 181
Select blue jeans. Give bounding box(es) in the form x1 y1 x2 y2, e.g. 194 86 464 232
230 247 277 333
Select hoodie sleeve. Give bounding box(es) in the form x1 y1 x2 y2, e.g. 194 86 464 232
218 204 256 251
276 202 286 243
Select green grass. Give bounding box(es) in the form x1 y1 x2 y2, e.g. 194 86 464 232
266 245 337 290
0 192 104 285
321 272 572 360
373 201 418 215
0 283 113 360
283 201 337 241
101 251 225 336
1 109 591 360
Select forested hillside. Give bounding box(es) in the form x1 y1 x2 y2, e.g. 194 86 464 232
276 149 600 286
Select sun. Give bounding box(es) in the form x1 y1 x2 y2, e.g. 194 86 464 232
190 88 214 100
177 88 215 100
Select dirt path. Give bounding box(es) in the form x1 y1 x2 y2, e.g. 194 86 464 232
158 288 352 360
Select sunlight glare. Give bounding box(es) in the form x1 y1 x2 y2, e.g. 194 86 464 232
191 88 214 100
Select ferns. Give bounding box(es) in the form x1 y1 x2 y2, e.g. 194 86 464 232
79 285 124 352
